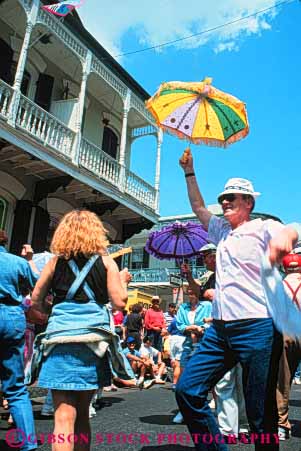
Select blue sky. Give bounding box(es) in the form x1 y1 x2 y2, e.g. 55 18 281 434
79 0 301 224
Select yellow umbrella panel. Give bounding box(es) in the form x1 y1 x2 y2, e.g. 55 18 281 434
146 79 249 147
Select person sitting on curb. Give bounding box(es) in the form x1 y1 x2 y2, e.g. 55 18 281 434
122 336 155 389
140 336 166 384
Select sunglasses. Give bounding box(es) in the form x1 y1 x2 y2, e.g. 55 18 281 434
218 193 237 204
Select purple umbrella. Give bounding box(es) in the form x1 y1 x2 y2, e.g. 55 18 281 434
145 221 208 260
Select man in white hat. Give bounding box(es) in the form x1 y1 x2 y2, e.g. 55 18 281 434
176 149 299 451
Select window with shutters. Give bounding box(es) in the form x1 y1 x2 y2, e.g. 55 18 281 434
130 247 150 269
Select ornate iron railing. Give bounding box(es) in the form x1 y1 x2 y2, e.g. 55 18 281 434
129 266 205 283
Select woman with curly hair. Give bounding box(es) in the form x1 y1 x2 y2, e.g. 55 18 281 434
31 210 133 451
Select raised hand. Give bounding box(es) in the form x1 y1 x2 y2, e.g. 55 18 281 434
119 267 132 285
179 147 194 172
21 244 34 261
269 226 298 265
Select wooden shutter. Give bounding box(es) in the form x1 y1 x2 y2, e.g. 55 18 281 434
10 200 32 255
0 38 13 85
102 126 118 159
143 249 149 268
34 74 54 111
31 207 50 253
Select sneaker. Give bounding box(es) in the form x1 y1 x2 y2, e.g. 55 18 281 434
103 386 113 392
155 377 166 384
293 377 301 385
143 379 156 389
278 427 291 441
172 411 184 424
41 407 54 417
89 404 96 419
136 377 145 390
208 398 216 409
110 384 118 391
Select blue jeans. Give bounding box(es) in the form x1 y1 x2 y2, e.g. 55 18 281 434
0 305 36 451
176 318 282 451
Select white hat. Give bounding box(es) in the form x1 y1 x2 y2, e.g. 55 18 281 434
218 178 261 201
199 243 216 254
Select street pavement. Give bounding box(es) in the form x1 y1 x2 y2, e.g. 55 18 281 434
0 383 300 451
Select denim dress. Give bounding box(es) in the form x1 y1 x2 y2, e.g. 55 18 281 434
37 255 134 390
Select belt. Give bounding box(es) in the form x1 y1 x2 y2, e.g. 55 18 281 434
0 296 20 306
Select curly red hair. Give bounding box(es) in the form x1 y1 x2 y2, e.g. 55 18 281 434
50 210 109 259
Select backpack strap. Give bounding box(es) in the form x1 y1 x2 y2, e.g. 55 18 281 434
283 279 301 310
65 255 99 300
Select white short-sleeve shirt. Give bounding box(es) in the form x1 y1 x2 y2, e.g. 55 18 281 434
208 216 284 320
140 344 159 363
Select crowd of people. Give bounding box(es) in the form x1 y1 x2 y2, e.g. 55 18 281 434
0 149 301 451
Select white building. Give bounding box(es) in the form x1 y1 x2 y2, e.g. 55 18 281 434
0 0 162 253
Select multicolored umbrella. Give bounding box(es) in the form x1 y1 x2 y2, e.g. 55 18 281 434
146 77 249 147
145 221 208 260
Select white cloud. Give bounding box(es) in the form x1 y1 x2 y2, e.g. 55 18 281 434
78 0 281 57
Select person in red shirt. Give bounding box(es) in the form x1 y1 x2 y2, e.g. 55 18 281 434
144 296 167 351
112 307 124 340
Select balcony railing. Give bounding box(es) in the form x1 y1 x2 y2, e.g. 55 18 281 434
15 94 75 159
125 169 156 209
0 80 13 119
0 80 157 212
37 8 87 60
131 125 157 139
129 266 205 283
79 138 120 187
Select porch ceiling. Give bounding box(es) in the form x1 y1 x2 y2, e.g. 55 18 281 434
0 139 147 224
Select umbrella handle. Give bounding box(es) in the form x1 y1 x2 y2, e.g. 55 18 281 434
180 147 191 164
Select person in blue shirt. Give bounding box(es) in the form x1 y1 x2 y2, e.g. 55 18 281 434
0 231 39 451
173 288 212 424
122 336 155 389
168 316 185 391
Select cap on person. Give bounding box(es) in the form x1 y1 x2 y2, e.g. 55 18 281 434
127 336 136 344
199 243 216 255
151 296 160 304
282 253 301 273
217 178 261 203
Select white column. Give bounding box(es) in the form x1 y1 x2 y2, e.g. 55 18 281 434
118 89 131 191
154 128 163 213
8 0 39 126
72 51 92 165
